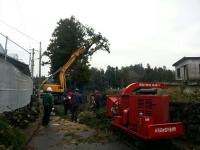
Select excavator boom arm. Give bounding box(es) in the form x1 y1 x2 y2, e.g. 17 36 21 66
59 47 85 90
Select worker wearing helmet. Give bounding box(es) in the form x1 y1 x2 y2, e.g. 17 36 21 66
42 87 54 126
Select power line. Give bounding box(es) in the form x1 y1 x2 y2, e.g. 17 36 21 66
0 19 39 43
15 0 24 23
0 32 30 54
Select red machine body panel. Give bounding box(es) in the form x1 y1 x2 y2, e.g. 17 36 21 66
107 82 184 140
128 95 170 126
106 96 119 117
148 122 184 139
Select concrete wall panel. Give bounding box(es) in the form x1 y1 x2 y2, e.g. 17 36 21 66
0 58 33 112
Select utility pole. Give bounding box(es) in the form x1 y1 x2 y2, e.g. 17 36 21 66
29 52 31 67
38 42 42 100
31 48 35 78
39 42 42 82
4 36 8 61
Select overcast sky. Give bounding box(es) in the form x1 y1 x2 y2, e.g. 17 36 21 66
0 0 200 76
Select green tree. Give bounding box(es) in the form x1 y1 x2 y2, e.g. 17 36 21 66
86 67 107 90
88 64 175 91
119 65 140 86
105 66 116 88
43 16 110 90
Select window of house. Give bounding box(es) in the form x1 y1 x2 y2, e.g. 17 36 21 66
177 68 180 78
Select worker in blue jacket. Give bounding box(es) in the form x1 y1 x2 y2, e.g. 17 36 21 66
63 90 68 115
71 88 82 122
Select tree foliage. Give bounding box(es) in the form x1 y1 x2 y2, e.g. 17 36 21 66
43 16 110 89
86 64 175 90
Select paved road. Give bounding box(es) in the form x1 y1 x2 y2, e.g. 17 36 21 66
27 116 183 150
27 116 133 150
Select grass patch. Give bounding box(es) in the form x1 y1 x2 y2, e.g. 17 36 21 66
54 103 117 143
162 87 200 102
64 132 81 138
78 107 116 142
53 104 71 120
54 105 65 117
0 117 26 150
79 108 110 129
64 132 75 137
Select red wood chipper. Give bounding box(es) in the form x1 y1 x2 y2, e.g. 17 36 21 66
106 82 184 141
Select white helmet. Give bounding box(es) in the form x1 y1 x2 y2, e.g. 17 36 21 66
47 87 52 92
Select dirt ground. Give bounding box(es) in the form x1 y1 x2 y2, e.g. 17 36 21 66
26 116 133 150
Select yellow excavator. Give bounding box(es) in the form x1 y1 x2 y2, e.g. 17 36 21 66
41 47 86 102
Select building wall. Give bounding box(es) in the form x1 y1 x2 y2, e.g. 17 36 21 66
175 59 200 81
188 61 200 80
0 58 33 113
